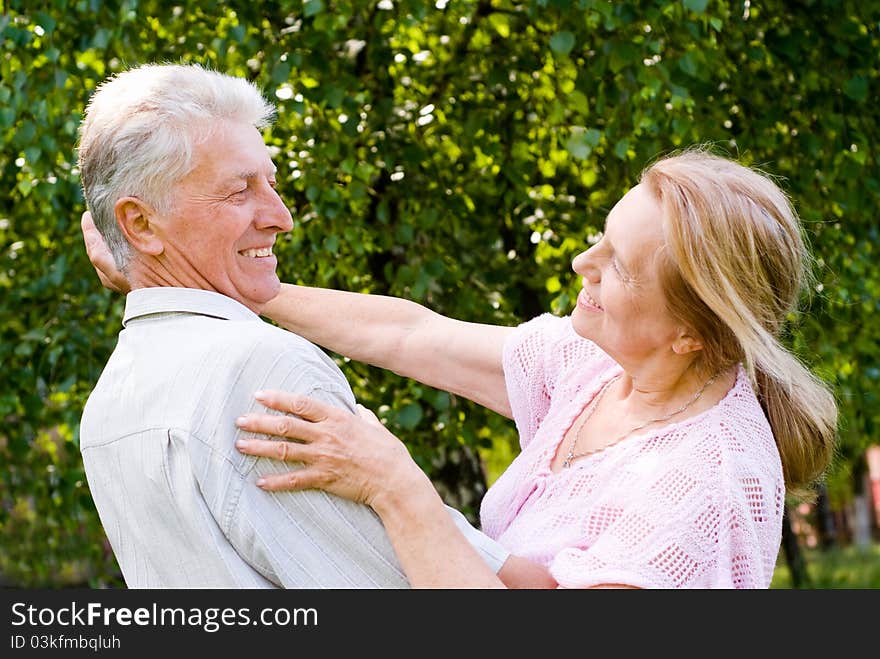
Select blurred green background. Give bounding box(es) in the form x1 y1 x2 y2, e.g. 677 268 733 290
1 0 878 588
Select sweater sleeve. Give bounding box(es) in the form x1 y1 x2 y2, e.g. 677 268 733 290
501 313 573 451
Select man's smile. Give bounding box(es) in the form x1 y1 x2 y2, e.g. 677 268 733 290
239 246 274 258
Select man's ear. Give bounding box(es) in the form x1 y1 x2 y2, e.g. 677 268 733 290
114 197 164 256
672 329 703 356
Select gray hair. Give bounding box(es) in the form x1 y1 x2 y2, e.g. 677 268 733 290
77 63 275 270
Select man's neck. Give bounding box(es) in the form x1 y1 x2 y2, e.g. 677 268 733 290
129 256 203 291
127 260 266 316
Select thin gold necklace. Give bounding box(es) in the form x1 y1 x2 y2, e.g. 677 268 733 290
562 371 720 469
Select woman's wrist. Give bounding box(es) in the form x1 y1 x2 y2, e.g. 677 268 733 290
369 467 440 522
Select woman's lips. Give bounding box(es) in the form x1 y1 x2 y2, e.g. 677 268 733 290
578 288 603 311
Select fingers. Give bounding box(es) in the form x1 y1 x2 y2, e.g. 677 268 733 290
234 437 329 493
253 469 325 492
80 211 97 245
236 412 322 444
80 210 130 294
235 433 326 493
237 392 359 494
253 390 335 422
81 210 107 262
235 437 313 463
355 403 383 428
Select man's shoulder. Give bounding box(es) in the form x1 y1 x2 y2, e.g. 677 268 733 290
199 317 348 384
80 315 355 450
182 314 321 357
88 315 351 413
241 317 323 352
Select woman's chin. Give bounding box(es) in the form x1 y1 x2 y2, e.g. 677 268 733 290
570 310 595 341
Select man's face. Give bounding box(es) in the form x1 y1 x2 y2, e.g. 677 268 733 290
150 120 293 313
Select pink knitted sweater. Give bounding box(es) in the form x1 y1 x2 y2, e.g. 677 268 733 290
480 314 785 588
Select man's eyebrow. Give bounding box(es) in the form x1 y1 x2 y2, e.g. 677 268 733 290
233 165 278 180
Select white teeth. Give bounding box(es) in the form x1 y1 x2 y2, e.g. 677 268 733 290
584 290 602 309
240 247 273 258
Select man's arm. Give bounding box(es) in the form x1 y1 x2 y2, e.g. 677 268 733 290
208 352 408 587
196 336 510 587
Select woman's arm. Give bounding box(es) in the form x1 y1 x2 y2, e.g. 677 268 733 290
263 284 514 418
81 210 514 417
235 390 554 588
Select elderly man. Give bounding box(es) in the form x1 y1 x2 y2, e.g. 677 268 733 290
77 63 514 588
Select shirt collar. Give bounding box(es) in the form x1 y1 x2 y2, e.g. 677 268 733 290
122 287 261 327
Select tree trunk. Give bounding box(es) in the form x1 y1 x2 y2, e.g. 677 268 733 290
815 482 838 549
782 505 811 588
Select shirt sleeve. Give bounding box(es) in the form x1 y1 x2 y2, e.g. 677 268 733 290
501 313 577 450
194 345 410 587
196 336 508 587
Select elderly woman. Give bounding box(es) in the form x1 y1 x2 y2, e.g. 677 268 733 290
231 149 837 589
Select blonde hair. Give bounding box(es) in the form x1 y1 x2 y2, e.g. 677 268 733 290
77 63 275 270
641 148 837 500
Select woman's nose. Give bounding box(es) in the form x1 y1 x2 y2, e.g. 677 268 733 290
572 247 600 282
571 249 591 274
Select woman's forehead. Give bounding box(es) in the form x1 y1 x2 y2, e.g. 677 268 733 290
606 185 663 239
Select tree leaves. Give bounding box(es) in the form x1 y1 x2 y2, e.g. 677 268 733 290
843 75 868 101
684 0 710 13
550 31 575 56
2 0 878 586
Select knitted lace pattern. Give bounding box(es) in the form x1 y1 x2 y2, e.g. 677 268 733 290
480 314 784 588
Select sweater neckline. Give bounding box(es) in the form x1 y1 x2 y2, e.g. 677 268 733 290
545 363 747 475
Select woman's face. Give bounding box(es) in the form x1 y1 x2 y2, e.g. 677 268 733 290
571 183 685 365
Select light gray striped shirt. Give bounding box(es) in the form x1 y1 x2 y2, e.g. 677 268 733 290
79 287 509 588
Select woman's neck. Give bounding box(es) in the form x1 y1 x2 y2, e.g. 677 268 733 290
612 357 731 422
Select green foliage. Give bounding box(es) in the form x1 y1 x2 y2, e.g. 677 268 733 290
772 544 880 589
1 0 877 587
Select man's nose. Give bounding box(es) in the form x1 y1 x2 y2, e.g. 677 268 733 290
257 186 293 233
